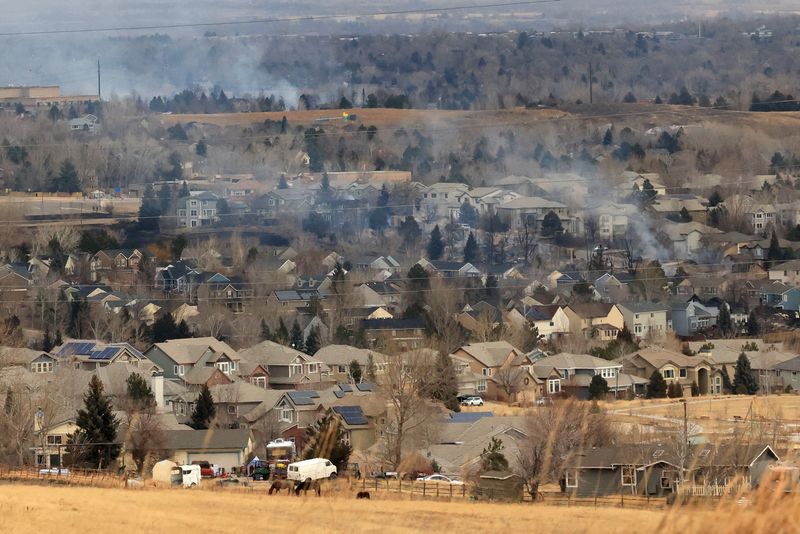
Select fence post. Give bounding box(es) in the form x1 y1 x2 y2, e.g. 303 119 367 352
423 481 426 497
375 477 378 491
449 483 453 500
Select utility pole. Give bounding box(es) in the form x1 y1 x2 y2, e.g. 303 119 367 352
588 63 593 104
97 59 101 101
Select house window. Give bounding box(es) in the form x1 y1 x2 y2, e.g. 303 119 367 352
46 435 62 445
279 406 293 422
173 365 185 376
190 210 198 217
679 368 687 378
621 466 636 486
662 369 675 379
337 365 347 374
477 380 487 393
227 405 237 415
176 402 187 416
306 363 319 374
216 362 231 374
289 364 302 376
661 470 674 489
251 376 267 388
32 361 53 373
565 470 578 488
548 379 560 394
482 368 493 377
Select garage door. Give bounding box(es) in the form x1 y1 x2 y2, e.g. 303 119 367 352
187 452 241 472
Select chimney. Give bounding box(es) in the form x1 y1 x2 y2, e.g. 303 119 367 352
152 372 165 411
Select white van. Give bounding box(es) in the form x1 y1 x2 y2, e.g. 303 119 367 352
286 458 337 483
178 464 202 487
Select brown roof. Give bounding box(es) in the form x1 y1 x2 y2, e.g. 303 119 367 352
567 303 615 319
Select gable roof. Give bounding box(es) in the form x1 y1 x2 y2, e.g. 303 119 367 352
567 303 616 319
535 352 622 370
454 341 521 368
164 429 251 451
239 340 317 366
150 337 240 365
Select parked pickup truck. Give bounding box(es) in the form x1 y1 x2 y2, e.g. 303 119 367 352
191 461 215 478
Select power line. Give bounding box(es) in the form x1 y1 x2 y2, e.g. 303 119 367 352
0 1 561 37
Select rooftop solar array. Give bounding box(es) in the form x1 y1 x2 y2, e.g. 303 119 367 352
56 342 97 357
355 383 375 392
338 383 353 392
89 347 119 360
333 391 346 398
332 405 368 425
288 390 320 405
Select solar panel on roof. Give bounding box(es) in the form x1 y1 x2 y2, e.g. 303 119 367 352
355 383 374 392
333 391 345 398
89 347 118 360
288 391 316 405
338 384 353 392
333 406 368 425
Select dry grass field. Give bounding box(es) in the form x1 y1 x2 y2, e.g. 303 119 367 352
1 483 798 534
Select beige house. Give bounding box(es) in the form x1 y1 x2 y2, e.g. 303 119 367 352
620 346 715 395
33 417 78 468
450 341 532 401
563 303 624 339
163 429 254 473
768 259 800 287
618 302 670 340
313 345 387 383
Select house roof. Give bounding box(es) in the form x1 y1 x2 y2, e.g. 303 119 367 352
524 304 563 321
565 443 778 470
497 196 567 210
454 341 521 368
567 302 616 319
624 346 712 370
313 345 387 366
361 318 426 330
239 340 318 366
151 337 240 365
0 346 52 366
534 352 622 370
618 302 669 313
164 429 251 451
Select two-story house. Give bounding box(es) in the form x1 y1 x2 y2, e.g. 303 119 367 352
620 346 716 396
496 196 574 233
313 345 387 383
238 340 333 390
449 341 527 400
90 248 146 282
176 191 220 228
144 337 242 382
52 340 147 371
521 304 571 340
669 300 719 336
530 353 644 399
768 259 800 287
563 303 625 339
618 302 670 340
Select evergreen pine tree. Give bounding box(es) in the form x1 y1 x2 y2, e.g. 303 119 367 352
464 232 481 264
588 374 609 400
733 352 759 395
260 319 272 341
190 384 216 430
349 360 363 383
646 370 668 398
720 364 734 393
126 373 156 411
276 318 289 345
717 304 732 337
54 329 63 347
41 325 53 352
290 319 304 351
766 229 782 267
71 375 120 468
304 327 321 355
746 311 760 336
427 225 445 260
479 436 509 472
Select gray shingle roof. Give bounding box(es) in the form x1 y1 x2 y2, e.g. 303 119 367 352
164 429 251 451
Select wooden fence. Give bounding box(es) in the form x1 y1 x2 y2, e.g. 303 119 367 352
0 465 125 488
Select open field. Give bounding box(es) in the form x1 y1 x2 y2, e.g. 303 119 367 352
159 104 800 134
0 483 673 534
2 482 800 534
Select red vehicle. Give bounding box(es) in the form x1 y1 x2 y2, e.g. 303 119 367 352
191 460 215 478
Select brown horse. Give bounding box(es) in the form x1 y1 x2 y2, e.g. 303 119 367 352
356 491 370 499
294 479 322 496
268 480 294 495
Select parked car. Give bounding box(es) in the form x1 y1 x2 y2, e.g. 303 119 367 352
416 474 464 485
286 458 338 483
370 471 399 480
460 396 484 406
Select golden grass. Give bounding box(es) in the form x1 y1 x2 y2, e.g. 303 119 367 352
0 483 667 534
2 483 799 533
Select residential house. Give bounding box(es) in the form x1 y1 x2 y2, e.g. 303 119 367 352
0 263 33 291
773 356 800 392
562 444 779 497
154 261 199 292
353 255 401 275
418 182 470 223
195 273 254 313
585 201 637 241
689 340 797 394
268 288 328 312
618 302 670 340
659 222 722 257
68 114 98 132
162 429 254 473
313 345 387 383
253 188 315 220
458 301 502 335
89 248 145 282
238 341 333 390
361 318 426 350
521 304 571 340
33 415 78 468
0 346 57 374
416 258 481 278
650 194 709 224
496 196 575 234
768 259 800 287
755 280 800 311
208 382 285 429
620 346 716 395
144 337 242 381
669 300 719 337
530 353 642 399
176 191 220 228
454 187 520 215
563 303 625 339
593 272 635 302
52 340 147 371
449 341 530 400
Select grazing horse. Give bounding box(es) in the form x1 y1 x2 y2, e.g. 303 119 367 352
294 479 322 496
268 480 294 495
356 491 371 500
